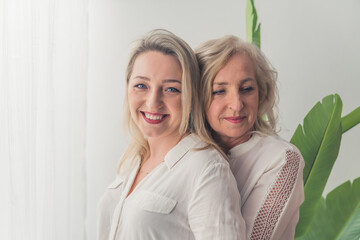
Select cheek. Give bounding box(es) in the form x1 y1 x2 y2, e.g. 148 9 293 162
175 96 182 108
249 96 259 120
127 91 141 113
206 100 220 123
172 97 183 115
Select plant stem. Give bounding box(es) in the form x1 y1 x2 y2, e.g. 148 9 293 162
342 106 360 133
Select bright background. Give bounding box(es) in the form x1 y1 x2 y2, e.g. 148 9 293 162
1 0 359 239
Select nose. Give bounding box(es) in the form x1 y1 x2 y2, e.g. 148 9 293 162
147 88 163 110
227 91 243 112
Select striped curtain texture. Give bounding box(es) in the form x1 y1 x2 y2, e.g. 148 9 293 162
0 0 88 239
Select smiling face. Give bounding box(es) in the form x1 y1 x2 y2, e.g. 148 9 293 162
206 53 259 150
127 51 183 142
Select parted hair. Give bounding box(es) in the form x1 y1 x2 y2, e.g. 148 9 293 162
195 35 279 138
118 29 222 174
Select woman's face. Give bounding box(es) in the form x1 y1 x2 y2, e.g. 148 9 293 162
206 53 259 149
128 51 183 142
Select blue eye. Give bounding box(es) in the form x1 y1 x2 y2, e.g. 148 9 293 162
134 84 147 89
166 87 181 93
212 90 225 95
241 86 254 93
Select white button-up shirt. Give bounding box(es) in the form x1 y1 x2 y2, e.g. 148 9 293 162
228 134 304 240
97 134 245 240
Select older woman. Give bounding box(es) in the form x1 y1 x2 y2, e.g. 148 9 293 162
97 30 245 240
195 36 304 240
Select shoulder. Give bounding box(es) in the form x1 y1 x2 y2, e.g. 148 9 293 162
190 138 229 168
179 134 229 165
258 134 300 153
253 134 304 170
97 176 125 239
175 135 231 179
97 176 126 212
97 176 126 239
258 134 302 158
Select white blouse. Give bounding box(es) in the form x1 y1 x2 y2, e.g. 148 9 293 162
97 134 246 240
228 134 304 240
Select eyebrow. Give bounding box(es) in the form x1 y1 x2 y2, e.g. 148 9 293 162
213 77 254 85
132 76 150 81
132 76 181 84
163 79 181 84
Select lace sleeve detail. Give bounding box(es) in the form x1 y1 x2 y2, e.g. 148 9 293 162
250 150 301 240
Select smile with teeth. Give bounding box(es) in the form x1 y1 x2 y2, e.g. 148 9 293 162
141 111 168 123
144 112 165 120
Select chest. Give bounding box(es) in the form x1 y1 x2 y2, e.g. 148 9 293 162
110 166 196 239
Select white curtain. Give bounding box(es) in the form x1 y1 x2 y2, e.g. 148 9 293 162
0 0 88 239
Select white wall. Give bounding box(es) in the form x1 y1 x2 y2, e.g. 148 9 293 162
87 0 360 239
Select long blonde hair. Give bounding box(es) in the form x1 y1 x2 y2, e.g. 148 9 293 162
118 29 223 174
195 35 279 140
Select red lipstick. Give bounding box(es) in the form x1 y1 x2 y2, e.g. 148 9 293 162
141 111 168 124
224 116 244 123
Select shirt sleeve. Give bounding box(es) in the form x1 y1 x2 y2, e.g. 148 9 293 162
97 177 124 240
247 150 304 240
97 191 112 240
188 162 246 240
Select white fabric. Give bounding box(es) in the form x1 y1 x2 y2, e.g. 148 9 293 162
228 134 304 240
97 134 246 240
0 0 88 239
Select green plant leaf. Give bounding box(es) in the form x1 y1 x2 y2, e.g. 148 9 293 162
253 23 261 49
342 106 360 134
246 0 254 43
246 0 261 48
252 2 258 33
296 177 360 240
291 94 343 237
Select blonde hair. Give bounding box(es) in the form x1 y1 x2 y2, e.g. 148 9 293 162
118 29 222 174
195 35 278 138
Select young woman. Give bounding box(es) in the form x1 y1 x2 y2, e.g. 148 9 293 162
97 30 245 240
195 35 304 240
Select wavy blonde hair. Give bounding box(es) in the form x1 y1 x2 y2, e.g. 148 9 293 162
195 35 279 139
118 29 222 174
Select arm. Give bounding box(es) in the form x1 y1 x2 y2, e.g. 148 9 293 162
248 150 304 240
97 177 124 240
97 192 112 240
188 162 246 240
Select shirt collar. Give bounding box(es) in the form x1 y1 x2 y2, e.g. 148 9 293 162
164 133 202 169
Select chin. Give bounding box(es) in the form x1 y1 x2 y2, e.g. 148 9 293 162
142 131 160 138
219 129 251 140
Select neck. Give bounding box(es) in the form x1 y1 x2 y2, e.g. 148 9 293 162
146 133 186 164
214 132 252 154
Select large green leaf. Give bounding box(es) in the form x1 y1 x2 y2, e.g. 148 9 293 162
291 94 343 237
296 177 360 240
246 0 261 48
